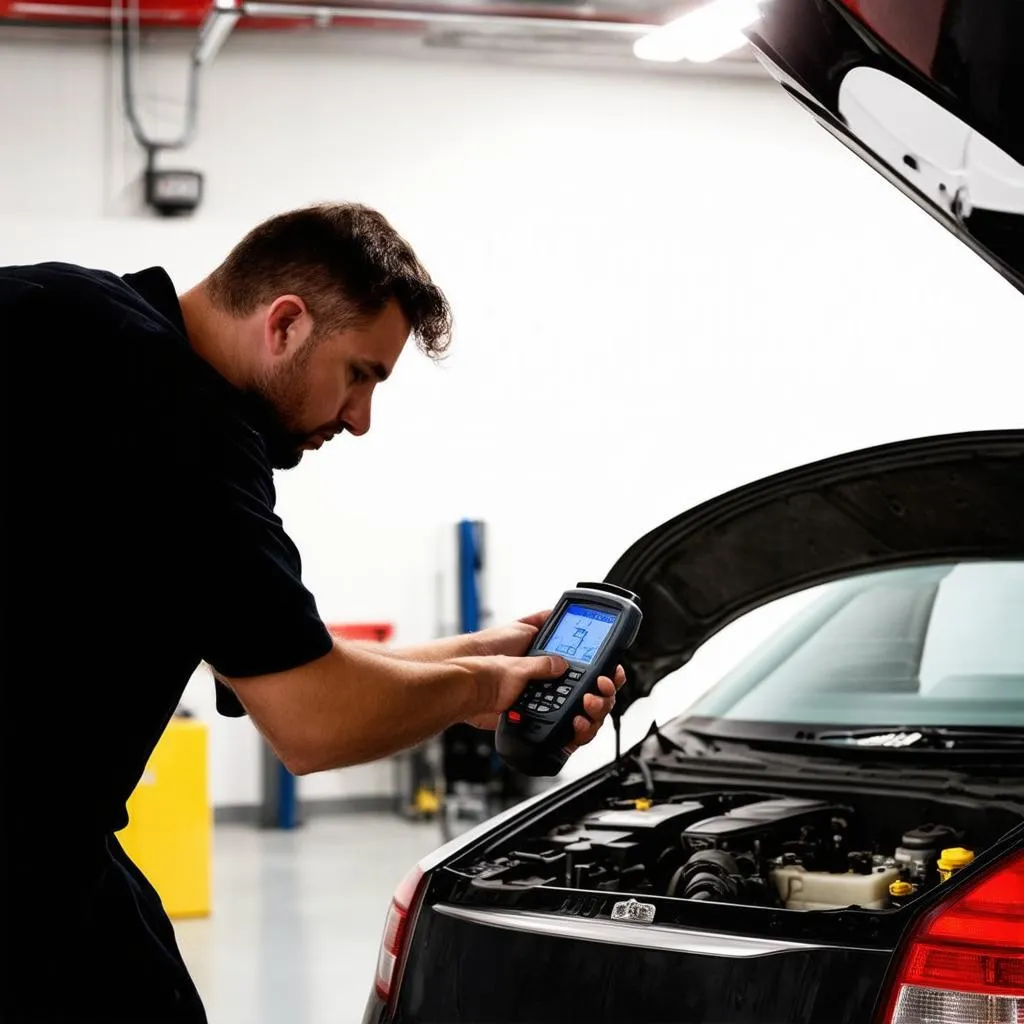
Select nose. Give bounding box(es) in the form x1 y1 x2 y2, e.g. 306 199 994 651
342 392 372 437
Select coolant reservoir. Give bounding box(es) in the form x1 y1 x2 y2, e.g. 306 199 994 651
771 864 902 910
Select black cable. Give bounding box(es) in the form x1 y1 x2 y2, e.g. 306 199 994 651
119 0 201 153
632 753 655 800
612 705 655 799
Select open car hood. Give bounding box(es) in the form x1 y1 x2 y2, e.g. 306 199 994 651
744 0 1024 296
604 431 1024 709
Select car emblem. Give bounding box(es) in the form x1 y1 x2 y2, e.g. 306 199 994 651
611 898 656 924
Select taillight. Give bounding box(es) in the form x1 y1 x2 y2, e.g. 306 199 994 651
374 864 425 1004
881 849 1024 1024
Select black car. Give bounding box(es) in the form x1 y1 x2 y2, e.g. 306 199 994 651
363 431 1024 1023
363 3 1024 1023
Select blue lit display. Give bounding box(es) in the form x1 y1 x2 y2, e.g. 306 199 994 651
542 604 617 664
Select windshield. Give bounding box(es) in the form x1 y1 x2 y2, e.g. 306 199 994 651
687 561 1024 728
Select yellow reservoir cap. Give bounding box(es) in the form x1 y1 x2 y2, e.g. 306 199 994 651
889 880 915 897
938 847 975 881
634 798 653 811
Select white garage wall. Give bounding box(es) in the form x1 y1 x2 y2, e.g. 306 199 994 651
2 28 1021 808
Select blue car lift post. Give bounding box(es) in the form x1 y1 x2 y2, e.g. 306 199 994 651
441 519 535 839
261 740 298 830
458 518 484 636
455 519 525 794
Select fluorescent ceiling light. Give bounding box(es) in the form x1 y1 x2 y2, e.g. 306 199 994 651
634 0 764 63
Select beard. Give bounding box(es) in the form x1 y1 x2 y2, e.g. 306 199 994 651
239 345 320 470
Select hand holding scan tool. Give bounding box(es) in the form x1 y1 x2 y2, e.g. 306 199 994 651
496 582 642 776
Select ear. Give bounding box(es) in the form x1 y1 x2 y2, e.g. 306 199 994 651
264 295 314 358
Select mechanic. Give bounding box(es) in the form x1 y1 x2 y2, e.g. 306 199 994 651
0 202 624 1023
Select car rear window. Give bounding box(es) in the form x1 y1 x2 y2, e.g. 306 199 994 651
689 561 1024 727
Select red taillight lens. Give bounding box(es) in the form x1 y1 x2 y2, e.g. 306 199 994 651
881 849 1024 1023
374 864 425 1004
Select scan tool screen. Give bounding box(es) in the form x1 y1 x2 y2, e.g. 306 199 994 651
542 604 617 665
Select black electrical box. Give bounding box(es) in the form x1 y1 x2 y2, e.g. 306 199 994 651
145 168 204 217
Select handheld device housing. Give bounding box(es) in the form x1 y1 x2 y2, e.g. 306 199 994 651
495 582 642 777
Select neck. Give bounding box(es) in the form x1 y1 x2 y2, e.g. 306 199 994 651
178 283 252 390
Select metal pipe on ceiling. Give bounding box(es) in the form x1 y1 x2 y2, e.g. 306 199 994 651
241 1 658 34
6 0 659 33
2 0 760 73
195 0 241 63
117 0 201 151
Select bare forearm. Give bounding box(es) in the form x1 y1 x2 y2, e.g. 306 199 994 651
349 633 483 663
225 642 480 775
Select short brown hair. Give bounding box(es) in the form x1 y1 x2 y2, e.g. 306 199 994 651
206 202 452 357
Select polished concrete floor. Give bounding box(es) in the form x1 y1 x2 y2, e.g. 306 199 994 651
175 815 444 1024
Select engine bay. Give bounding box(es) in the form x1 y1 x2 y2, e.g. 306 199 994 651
457 785 1013 912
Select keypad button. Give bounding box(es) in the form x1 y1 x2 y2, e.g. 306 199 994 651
527 703 539 711
568 670 583 681
555 696 566 706
556 685 572 695
534 705 551 714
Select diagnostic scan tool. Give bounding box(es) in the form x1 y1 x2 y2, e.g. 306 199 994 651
495 582 642 777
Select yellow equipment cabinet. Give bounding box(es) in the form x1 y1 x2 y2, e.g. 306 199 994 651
116 716 211 918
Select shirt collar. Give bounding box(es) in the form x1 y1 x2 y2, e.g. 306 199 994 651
121 266 189 337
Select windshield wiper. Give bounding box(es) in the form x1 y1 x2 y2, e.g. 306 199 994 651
809 726 1024 751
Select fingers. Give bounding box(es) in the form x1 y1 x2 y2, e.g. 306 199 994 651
582 676 616 711
493 654 567 714
581 686 613 720
571 712 601 748
569 674 618 748
517 609 553 629
524 654 568 680
491 657 624 755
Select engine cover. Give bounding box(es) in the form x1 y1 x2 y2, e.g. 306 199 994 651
681 797 847 857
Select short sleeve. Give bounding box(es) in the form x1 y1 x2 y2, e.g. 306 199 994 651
191 419 335 684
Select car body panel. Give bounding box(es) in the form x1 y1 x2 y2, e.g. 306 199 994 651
745 0 1024 297
604 430 1024 709
386 903 891 1023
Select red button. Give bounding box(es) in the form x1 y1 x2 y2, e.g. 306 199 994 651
508 711 521 722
